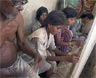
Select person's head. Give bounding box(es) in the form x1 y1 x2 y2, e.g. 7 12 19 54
43 10 66 35
11 0 28 11
36 6 48 23
62 7 77 26
80 13 94 24
0 0 28 20
0 0 19 20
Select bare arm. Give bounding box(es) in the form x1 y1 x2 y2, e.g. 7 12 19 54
46 54 79 63
16 13 39 58
30 34 79 63
55 32 76 47
16 13 43 69
51 48 67 56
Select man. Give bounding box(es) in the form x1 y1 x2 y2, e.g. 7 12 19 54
0 0 42 78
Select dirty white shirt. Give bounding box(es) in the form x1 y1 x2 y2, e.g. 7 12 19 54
28 27 56 59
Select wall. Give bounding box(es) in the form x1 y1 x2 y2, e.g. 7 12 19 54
21 0 58 35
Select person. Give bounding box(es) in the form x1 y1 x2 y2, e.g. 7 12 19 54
0 0 43 78
80 13 94 37
51 7 85 78
28 10 79 78
54 7 83 53
28 6 48 34
70 12 94 39
21 6 48 68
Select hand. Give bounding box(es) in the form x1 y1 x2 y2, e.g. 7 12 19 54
66 54 80 63
71 54 80 63
75 40 85 47
34 53 44 71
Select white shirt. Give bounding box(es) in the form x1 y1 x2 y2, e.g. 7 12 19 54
28 27 56 58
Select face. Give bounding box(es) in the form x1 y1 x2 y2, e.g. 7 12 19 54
39 12 48 22
14 4 23 11
1 0 19 19
12 0 28 11
67 17 76 26
48 24 62 35
82 18 89 24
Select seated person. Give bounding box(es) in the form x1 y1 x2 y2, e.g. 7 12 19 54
30 6 48 33
0 0 42 78
70 12 94 39
80 13 94 37
27 11 79 78
20 6 48 69
54 7 84 54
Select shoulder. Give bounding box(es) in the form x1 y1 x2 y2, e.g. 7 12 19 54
31 19 41 32
28 27 47 40
15 13 24 26
16 13 23 20
32 19 41 26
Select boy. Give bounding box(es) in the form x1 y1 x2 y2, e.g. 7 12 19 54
70 12 94 39
54 7 83 53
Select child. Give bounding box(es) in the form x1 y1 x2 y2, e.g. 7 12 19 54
70 12 94 39
31 6 48 33
54 7 83 53
28 10 79 78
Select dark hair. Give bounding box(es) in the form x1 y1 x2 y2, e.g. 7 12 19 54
36 6 48 20
42 10 66 28
62 7 77 18
80 13 94 20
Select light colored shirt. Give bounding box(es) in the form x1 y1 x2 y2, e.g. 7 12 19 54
25 19 41 36
81 20 93 35
28 27 56 58
31 19 41 33
70 19 83 38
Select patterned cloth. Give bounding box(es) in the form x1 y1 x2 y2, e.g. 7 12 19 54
55 26 73 53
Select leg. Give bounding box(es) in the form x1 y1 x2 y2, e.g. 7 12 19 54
18 57 40 78
39 61 56 78
0 56 40 78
